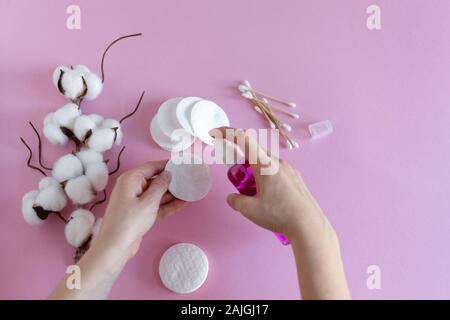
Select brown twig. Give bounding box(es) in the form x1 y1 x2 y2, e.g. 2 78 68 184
100 33 143 83
90 190 107 211
28 121 52 170
119 91 145 124
109 146 126 176
20 137 47 176
54 212 68 224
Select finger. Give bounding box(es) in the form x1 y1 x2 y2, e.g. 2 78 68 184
210 127 272 176
160 192 175 205
140 170 171 205
226 193 258 218
157 199 187 219
129 160 168 180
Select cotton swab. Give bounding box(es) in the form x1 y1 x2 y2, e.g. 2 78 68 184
243 93 299 118
254 106 276 128
238 84 296 108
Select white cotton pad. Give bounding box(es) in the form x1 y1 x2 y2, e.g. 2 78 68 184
190 100 230 145
156 98 184 138
165 153 211 202
159 243 208 294
150 117 195 152
175 96 203 136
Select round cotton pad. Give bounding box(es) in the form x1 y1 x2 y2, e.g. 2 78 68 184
150 117 195 152
175 96 203 136
159 243 208 294
165 153 211 202
191 100 230 145
156 98 184 138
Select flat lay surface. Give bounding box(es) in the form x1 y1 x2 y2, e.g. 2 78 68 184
1 0 450 299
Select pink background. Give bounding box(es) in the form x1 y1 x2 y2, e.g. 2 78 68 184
1 0 450 299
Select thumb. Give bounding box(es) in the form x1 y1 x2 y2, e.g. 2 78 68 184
226 193 258 218
141 171 171 205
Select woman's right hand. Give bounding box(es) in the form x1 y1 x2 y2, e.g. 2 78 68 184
211 128 335 243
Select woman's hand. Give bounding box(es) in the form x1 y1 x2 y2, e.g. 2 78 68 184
94 161 186 260
49 160 186 300
211 128 350 299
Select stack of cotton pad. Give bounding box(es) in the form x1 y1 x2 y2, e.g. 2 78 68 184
159 243 209 294
150 97 230 151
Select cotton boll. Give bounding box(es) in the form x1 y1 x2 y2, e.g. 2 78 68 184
83 72 103 101
65 175 95 205
43 123 69 145
75 149 103 168
38 177 60 190
52 154 83 182
101 119 123 144
73 65 90 76
65 209 95 247
60 71 86 100
52 65 69 88
53 103 80 130
35 185 68 211
85 162 108 192
86 128 115 152
22 190 43 225
74 115 96 141
88 114 104 126
71 208 96 226
44 112 55 126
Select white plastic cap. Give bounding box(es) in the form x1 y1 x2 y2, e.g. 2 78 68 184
309 120 333 139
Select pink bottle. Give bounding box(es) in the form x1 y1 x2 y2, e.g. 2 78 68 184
227 161 290 245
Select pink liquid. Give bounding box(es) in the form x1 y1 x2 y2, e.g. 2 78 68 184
227 162 290 245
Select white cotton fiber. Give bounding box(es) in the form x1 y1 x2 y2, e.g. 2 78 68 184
43 123 68 145
65 209 95 247
101 119 122 144
74 115 96 141
53 103 80 130
73 65 90 76
60 70 86 100
75 149 103 168
85 162 108 192
38 177 60 190
35 185 68 211
86 128 115 152
52 65 69 88
22 190 43 225
83 72 103 101
52 154 83 182
71 208 96 226
44 112 55 126
88 114 104 126
64 175 95 205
